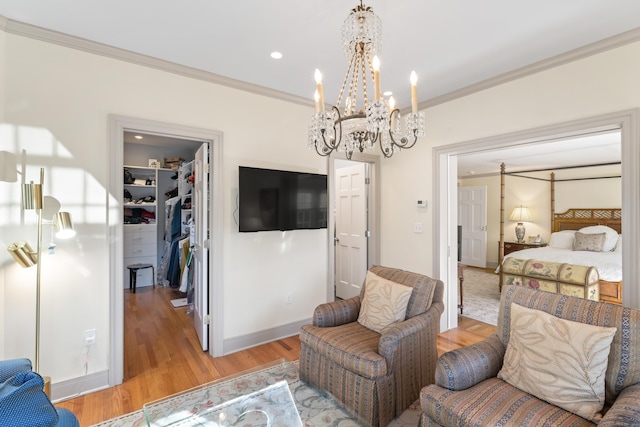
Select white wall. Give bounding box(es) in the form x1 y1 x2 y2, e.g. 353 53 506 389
0 32 327 393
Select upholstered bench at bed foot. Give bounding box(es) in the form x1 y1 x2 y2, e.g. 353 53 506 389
420 378 595 427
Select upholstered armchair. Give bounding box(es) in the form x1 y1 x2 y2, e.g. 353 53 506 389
300 265 444 427
0 358 79 427
420 285 640 426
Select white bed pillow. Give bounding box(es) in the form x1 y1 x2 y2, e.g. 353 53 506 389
614 234 622 253
548 230 576 249
579 225 619 252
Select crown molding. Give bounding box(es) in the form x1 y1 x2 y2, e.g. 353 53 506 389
1 17 314 108
421 27 640 109
2 16 640 111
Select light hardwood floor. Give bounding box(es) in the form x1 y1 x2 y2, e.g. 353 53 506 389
56 286 496 426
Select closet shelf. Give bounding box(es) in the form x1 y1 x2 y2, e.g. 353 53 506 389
124 202 156 207
125 184 157 188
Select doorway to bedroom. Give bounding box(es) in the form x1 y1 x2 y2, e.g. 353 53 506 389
456 132 621 326
435 111 637 330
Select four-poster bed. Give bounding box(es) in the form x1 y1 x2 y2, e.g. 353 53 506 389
498 162 622 304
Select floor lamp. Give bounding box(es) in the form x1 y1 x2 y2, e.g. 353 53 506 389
1 151 75 396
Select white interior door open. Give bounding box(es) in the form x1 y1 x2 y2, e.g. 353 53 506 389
335 162 368 299
193 143 209 351
458 186 487 268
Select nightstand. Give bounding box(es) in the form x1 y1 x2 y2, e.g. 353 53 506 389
501 241 548 256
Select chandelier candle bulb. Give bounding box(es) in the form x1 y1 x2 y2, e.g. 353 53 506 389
314 69 325 112
410 71 418 113
314 90 320 113
372 56 381 100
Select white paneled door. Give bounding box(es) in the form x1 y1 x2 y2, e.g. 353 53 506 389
335 163 368 300
458 186 487 268
193 143 209 351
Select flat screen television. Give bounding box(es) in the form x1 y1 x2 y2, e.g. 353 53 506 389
238 166 328 232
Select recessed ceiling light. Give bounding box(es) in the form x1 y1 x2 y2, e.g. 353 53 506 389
383 91 393 97
134 135 143 139
270 51 283 59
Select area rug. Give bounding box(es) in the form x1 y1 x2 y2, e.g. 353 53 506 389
90 360 421 427
460 267 501 325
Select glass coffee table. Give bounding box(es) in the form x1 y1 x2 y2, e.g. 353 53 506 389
143 360 303 427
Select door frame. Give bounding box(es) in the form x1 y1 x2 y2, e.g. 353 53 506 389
107 115 224 386
328 153 381 302
434 109 640 331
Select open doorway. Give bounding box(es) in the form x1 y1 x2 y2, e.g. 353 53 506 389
108 115 224 387
122 132 207 353
434 110 640 331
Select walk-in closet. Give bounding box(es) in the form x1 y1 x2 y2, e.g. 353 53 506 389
123 132 204 307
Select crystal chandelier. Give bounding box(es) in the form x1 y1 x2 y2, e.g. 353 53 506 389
308 1 425 160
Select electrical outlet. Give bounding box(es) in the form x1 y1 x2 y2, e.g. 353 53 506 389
84 329 96 346
414 223 423 233
286 293 292 304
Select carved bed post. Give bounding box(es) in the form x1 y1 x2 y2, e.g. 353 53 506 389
550 172 555 231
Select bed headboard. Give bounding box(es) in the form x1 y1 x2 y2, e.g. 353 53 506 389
553 208 621 233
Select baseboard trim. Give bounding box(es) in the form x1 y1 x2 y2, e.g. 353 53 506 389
223 318 310 355
51 369 110 403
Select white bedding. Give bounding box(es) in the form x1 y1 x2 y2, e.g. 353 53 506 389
500 247 622 282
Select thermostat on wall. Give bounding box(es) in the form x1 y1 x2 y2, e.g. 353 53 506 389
417 200 427 207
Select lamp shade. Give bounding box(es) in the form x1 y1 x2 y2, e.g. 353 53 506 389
509 206 531 222
54 212 76 239
7 241 37 268
42 196 61 221
22 182 43 210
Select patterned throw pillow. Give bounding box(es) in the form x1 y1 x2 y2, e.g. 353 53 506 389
498 303 617 421
579 225 619 252
573 231 606 252
357 271 412 333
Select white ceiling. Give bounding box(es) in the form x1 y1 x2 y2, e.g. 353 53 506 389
0 0 633 173
456 130 621 177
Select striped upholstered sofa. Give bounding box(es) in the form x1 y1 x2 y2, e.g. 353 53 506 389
420 285 640 426
300 265 444 427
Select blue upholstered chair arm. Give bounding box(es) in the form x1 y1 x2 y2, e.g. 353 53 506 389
55 408 81 427
312 296 361 327
435 333 505 391
599 383 640 426
0 359 80 427
0 358 32 382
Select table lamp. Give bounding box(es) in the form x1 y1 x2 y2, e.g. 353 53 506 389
509 205 531 243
